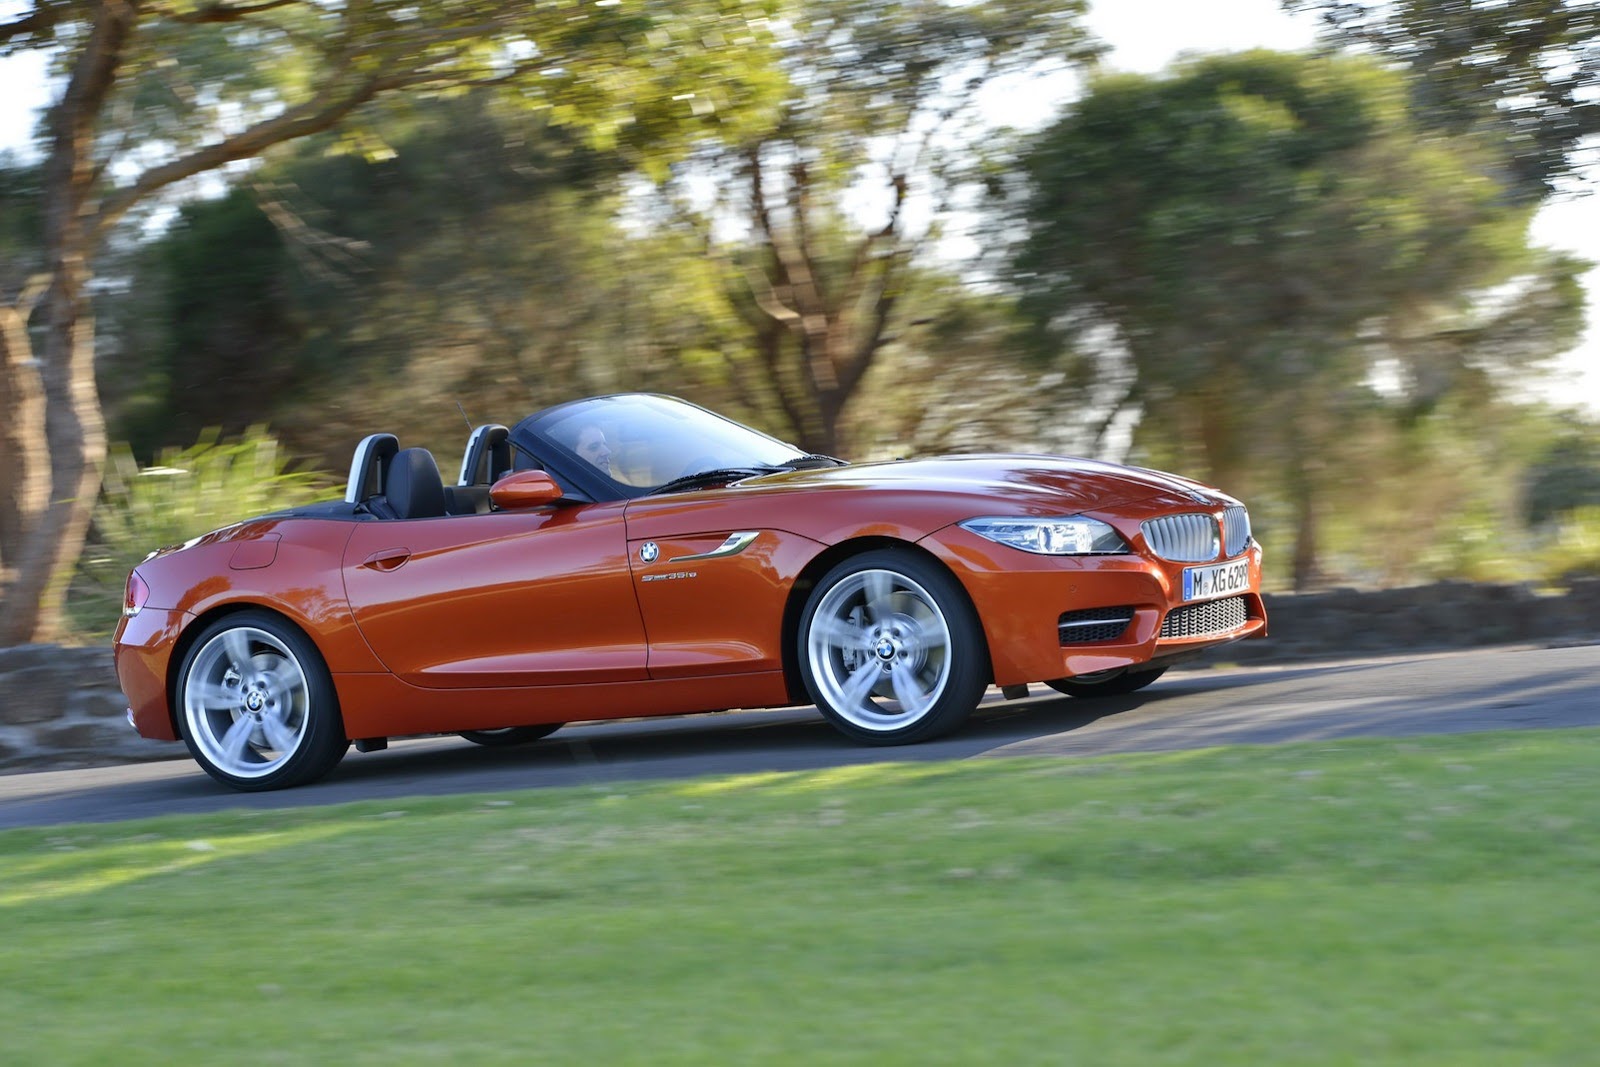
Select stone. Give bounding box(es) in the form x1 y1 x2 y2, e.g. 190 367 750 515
37 721 128 752
0 664 77 724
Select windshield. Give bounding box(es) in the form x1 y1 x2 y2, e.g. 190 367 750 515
522 394 810 495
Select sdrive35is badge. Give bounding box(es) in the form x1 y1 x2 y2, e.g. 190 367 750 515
639 542 660 563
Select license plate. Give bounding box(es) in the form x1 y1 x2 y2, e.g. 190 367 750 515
1183 558 1250 602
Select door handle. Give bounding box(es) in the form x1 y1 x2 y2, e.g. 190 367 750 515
361 547 411 571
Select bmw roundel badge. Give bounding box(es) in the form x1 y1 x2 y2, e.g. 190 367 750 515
640 542 660 564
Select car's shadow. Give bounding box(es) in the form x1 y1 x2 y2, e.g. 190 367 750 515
0 679 1224 827
325 689 1155 792
321 653 1537 795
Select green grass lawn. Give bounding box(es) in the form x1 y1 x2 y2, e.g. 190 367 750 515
3 730 1597 1065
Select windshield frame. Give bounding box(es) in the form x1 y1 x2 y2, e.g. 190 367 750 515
508 394 813 502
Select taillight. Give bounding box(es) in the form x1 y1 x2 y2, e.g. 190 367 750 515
123 571 150 617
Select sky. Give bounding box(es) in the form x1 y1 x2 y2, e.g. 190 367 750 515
0 0 1595 412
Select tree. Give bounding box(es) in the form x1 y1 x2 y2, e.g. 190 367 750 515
1014 51 1578 589
1286 0 1600 202
657 0 1101 455
1525 410 1600 526
0 0 782 645
99 92 618 461
843 275 1091 460
98 88 774 472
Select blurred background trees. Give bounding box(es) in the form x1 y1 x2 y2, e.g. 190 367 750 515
1285 0 1599 202
1012 50 1586 589
0 0 1596 642
641 0 1100 455
0 0 786 644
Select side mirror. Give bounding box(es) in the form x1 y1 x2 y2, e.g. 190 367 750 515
489 470 563 510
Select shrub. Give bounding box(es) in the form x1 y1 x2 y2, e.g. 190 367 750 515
66 429 335 640
1536 506 1600 584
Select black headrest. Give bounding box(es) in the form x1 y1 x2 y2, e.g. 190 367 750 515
385 448 447 520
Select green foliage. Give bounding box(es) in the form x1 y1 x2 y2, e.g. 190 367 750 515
1536 507 1600 582
1016 50 1524 397
1286 0 1600 202
1014 49 1580 588
18 1 790 220
1524 412 1600 526
66 430 334 640
110 188 302 456
102 93 643 465
760 0 1099 171
0 157 43 287
845 275 1087 459
641 0 1100 453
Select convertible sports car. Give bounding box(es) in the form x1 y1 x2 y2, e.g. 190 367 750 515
114 393 1267 791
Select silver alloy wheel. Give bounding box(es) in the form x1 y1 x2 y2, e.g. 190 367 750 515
183 625 310 780
805 567 953 732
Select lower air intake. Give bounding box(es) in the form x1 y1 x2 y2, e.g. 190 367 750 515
1161 596 1247 638
1058 607 1136 644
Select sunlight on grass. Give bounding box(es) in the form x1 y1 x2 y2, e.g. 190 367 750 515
0 823 353 908
676 760 967 799
672 768 801 796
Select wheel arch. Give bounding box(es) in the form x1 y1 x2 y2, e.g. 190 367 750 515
166 602 343 741
778 536 992 704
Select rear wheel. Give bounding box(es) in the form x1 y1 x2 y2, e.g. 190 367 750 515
799 549 989 745
459 724 563 747
1046 666 1167 699
177 611 347 791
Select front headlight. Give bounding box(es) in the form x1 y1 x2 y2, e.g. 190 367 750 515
959 516 1128 555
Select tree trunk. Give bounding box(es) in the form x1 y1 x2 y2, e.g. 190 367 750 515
0 259 107 645
1286 385 1325 593
1195 368 1250 498
0 1 135 646
0 298 49 576
1290 476 1320 592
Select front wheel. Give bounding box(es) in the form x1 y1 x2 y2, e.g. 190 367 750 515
176 610 348 791
459 724 563 747
798 549 990 745
1046 666 1167 699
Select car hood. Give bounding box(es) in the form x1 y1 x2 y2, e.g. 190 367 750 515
622 453 1238 548
738 454 1232 512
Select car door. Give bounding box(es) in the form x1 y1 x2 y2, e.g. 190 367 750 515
623 497 822 680
342 502 648 688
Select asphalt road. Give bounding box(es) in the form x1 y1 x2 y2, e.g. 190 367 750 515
3 643 1596 829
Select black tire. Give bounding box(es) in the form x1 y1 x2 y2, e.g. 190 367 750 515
175 610 348 791
798 548 990 745
459 724 563 747
1046 666 1167 699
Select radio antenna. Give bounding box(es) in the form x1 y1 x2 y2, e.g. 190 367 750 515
455 401 473 429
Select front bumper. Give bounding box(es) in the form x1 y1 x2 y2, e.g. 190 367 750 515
919 525 1267 687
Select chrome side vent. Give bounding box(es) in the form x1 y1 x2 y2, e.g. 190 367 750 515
1141 513 1220 563
1058 607 1136 645
1222 505 1251 558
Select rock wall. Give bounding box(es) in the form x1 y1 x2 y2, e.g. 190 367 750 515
2 580 1597 772
0 644 184 771
1226 578 1600 665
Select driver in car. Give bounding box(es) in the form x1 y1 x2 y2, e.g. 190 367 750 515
573 424 613 475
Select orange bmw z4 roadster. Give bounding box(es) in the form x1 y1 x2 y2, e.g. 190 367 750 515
114 393 1267 790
